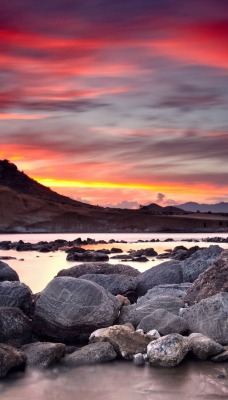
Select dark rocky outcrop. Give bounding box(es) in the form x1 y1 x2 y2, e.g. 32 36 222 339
80 274 137 297
138 309 189 335
32 277 121 343
0 261 19 282
183 250 228 305
147 333 190 367
21 342 65 367
89 325 151 360
0 307 32 347
66 251 109 262
64 342 117 366
137 261 183 296
0 281 32 316
180 293 228 345
57 262 139 278
0 344 26 378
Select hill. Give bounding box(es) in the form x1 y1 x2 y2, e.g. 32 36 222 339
178 201 228 213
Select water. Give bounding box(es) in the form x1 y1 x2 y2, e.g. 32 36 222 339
1 232 228 399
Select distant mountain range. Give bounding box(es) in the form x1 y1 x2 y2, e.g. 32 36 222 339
0 159 227 232
178 202 228 213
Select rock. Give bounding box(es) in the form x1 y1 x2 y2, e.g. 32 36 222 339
118 295 184 327
89 325 151 360
147 333 190 367
0 261 19 282
146 329 161 340
80 274 137 297
64 342 116 366
137 261 183 296
183 250 228 305
132 256 149 262
0 281 32 316
181 245 222 283
211 350 228 363
21 342 65 367
0 344 26 378
180 293 228 345
66 251 109 262
116 295 131 307
110 248 123 253
57 262 139 278
137 283 191 304
32 277 121 343
133 353 145 365
0 307 32 347
138 309 189 335
188 333 224 360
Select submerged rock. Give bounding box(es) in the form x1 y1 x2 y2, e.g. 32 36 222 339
147 333 189 367
32 277 121 342
21 342 65 367
66 251 109 262
64 342 116 366
0 344 26 378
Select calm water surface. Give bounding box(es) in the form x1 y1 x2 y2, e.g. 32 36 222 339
0 232 228 399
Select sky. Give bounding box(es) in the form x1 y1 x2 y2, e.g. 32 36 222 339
0 0 228 208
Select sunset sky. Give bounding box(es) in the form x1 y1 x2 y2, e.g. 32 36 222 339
0 0 228 207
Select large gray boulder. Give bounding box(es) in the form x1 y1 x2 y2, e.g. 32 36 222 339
138 309 189 335
147 333 190 367
32 277 121 342
137 261 183 296
137 283 191 304
0 281 32 316
64 342 116 366
181 245 222 283
57 262 139 278
0 261 19 282
118 295 184 327
0 307 32 348
80 274 137 296
0 344 26 378
21 342 65 367
188 333 224 360
89 325 151 360
180 293 228 345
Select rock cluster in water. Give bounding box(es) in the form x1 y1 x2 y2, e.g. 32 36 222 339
0 244 228 378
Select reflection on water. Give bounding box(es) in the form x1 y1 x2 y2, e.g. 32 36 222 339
0 361 228 400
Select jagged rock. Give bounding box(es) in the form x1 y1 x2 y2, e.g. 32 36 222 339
89 325 151 360
211 350 228 363
117 295 184 327
80 274 137 297
181 245 222 283
183 250 228 305
0 344 26 378
57 262 139 278
0 307 32 347
147 333 189 367
0 281 32 316
188 333 224 360
138 309 188 335
180 293 228 345
21 342 65 367
0 261 19 282
137 261 183 296
64 342 116 366
137 283 191 304
32 277 121 343
66 251 109 262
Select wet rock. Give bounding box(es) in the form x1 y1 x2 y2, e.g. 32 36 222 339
211 349 228 363
117 295 184 327
188 333 224 360
57 262 139 278
64 342 116 366
137 283 191 303
80 274 137 297
21 342 65 367
183 250 228 305
181 245 222 283
0 261 19 282
133 353 145 365
0 344 26 378
66 251 109 262
32 277 121 343
138 309 188 335
0 281 32 316
180 293 228 345
89 325 151 360
110 248 123 253
0 307 32 347
147 333 189 367
137 261 183 296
